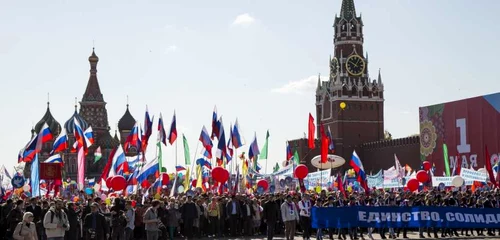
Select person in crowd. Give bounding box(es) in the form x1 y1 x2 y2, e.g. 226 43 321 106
26 198 42 240
298 193 313 240
165 198 180 240
281 194 299 240
64 202 80 240
225 195 241 237
181 195 198 239
13 212 38 240
7 200 26 239
83 202 108 240
43 199 70 240
124 200 135 240
143 200 161 240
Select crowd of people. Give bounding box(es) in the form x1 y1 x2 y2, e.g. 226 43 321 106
0 188 499 240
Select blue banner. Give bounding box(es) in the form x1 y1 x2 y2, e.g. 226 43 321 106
312 206 500 229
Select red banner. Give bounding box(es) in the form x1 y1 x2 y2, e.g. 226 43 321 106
39 163 62 180
419 93 500 174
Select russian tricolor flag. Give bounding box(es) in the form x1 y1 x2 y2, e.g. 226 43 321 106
248 132 260 160
327 126 335 152
51 128 68 154
73 118 86 150
109 146 126 177
286 141 293 160
45 154 63 164
350 150 369 193
36 123 53 150
124 122 141 153
167 111 177 145
231 118 244 148
176 165 186 172
142 107 154 152
199 126 213 159
84 126 94 147
158 113 167 146
137 157 159 184
210 106 219 140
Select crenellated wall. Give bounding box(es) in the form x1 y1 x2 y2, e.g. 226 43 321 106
360 136 421 172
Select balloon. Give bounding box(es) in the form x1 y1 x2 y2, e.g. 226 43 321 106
106 177 113 188
100 193 107 200
422 161 431 171
406 178 419 192
256 186 264 194
334 182 338 187
279 179 286 187
416 170 429 183
110 176 127 191
191 179 197 188
22 185 30 192
212 167 229 183
154 193 161 200
295 164 309 179
340 102 346 109
347 186 352 192
73 196 79 202
269 185 276 193
315 186 321 193
141 180 151 189
257 179 269 191
177 185 185 193
285 177 293 185
105 199 111 205
161 173 170 185
131 200 137 207
85 188 93 195
451 176 464 187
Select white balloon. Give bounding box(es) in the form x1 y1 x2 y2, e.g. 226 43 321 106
23 185 30 192
451 176 464 187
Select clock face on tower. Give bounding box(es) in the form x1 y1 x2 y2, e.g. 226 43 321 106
330 57 339 78
346 55 366 76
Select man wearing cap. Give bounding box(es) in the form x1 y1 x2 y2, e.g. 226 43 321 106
281 195 299 240
83 202 109 240
298 193 312 240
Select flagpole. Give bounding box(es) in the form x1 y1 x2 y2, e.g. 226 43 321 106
175 137 178 168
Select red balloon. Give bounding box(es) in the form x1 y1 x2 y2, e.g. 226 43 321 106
416 170 429 183
212 166 229 183
161 173 170 185
131 200 137 207
295 164 309 179
257 179 269 191
141 180 151 189
407 178 419 192
110 175 127 191
191 179 197 188
105 177 113 188
422 161 431 171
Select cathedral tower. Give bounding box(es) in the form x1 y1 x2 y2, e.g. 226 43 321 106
315 0 384 159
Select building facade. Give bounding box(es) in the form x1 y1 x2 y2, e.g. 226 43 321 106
28 49 138 180
289 0 420 173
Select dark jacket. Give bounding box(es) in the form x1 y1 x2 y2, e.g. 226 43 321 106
181 202 198 220
262 200 280 222
83 212 108 240
7 207 24 232
25 205 42 223
226 200 241 217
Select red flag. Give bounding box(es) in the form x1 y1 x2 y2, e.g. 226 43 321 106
308 113 315 149
484 145 497 187
320 125 328 163
336 174 346 198
39 163 62 180
455 155 461 176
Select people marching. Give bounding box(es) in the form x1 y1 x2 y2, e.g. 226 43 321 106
0 188 499 240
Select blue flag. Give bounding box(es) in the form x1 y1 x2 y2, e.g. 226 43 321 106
30 154 40 197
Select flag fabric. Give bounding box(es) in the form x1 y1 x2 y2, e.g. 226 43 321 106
109 146 126 177
443 144 451 176
350 150 368 194
485 145 497 187
183 167 190 193
45 154 63 164
94 146 102 163
30 154 40 197
231 119 244 148
199 126 213 159
336 174 347 198
308 113 315 149
39 163 62 180
157 142 164 173
158 113 167 146
248 132 260 160
227 123 234 158
320 125 328 163
73 119 86 151
77 147 85 190
167 111 177 145
211 106 219 140
293 150 300 165
176 166 186 172
123 122 141 154
273 162 280 173
137 157 159 184
94 147 116 192
394 154 405 179
286 142 293 161
215 118 230 165
51 128 68 154
182 134 191 165
141 107 154 152
36 123 53 151
260 130 270 160
83 126 94 147
327 126 335 152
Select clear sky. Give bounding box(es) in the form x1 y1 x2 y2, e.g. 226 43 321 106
1 0 499 175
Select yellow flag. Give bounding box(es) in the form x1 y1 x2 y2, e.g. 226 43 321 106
184 167 190 193
196 165 203 189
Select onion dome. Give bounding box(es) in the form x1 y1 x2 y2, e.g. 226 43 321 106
64 105 89 133
98 128 120 149
34 102 61 136
118 104 136 132
88 48 99 63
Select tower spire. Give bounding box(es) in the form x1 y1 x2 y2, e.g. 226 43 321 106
340 0 357 20
82 48 103 102
378 68 383 85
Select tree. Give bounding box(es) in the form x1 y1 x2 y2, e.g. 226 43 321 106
384 130 392 140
